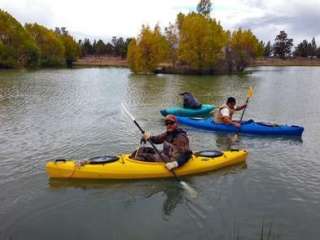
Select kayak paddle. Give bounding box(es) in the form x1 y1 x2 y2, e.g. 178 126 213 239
239 86 254 123
233 86 254 140
121 103 198 198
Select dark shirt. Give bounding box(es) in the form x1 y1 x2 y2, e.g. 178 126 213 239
182 93 202 109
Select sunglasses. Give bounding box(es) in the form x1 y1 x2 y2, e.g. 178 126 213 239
165 121 176 126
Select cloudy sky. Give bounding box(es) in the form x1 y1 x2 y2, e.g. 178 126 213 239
1 0 320 45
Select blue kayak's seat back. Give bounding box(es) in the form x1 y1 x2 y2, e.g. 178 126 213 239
243 119 254 124
256 122 279 127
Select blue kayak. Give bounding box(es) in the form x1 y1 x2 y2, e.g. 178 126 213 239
160 104 215 117
176 117 304 136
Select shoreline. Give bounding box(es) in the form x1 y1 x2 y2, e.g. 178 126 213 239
252 57 320 67
74 56 320 68
73 56 128 68
2 57 320 71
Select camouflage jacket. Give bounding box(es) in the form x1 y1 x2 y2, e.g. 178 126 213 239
149 128 191 161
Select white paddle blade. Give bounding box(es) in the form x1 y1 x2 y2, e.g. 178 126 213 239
121 103 135 121
180 181 198 198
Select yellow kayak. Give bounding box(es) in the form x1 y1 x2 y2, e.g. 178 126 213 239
46 149 248 179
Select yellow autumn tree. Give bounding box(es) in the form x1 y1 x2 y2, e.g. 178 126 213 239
127 25 169 74
165 23 179 67
0 9 40 68
178 12 227 72
25 23 65 67
257 40 265 57
55 27 80 67
229 28 262 71
127 38 143 74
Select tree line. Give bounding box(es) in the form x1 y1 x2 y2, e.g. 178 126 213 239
2 3 319 71
78 37 132 58
0 9 80 68
0 9 131 69
127 0 320 74
259 31 320 59
127 0 263 74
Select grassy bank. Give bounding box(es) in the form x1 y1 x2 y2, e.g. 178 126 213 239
74 56 128 67
73 56 320 69
252 57 320 66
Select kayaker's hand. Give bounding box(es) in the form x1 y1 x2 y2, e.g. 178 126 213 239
233 122 241 128
140 137 146 144
143 132 151 141
165 161 179 170
236 104 247 111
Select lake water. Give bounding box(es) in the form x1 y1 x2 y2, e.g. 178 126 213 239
0 67 319 240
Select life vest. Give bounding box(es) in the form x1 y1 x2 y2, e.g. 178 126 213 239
162 128 190 159
214 104 235 123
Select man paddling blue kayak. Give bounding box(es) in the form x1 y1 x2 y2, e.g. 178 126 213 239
214 97 247 128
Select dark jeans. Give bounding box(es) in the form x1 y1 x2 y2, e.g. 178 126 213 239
130 147 170 162
130 147 192 167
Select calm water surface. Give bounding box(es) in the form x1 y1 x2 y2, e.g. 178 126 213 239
0 67 319 240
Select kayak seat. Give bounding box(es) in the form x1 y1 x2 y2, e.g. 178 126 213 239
194 150 223 158
230 149 240 152
256 122 279 127
242 119 254 124
191 117 205 120
88 156 119 164
55 159 67 162
183 104 202 109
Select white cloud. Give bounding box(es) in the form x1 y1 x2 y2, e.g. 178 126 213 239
0 0 54 26
0 0 198 38
215 0 320 43
1 0 320 44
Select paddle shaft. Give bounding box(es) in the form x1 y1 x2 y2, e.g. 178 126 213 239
134 120 181 180
239 97 250 123
234 97 250 136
